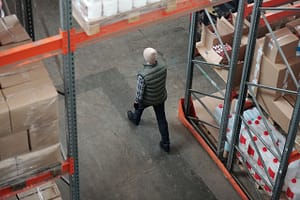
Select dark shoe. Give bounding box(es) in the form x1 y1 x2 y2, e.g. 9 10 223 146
127 111 139 126
159 141 170 153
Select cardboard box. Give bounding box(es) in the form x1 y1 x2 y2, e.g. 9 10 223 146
231 12 250 35
2 78 58 133
16 144 62 177
0 144 62 184
213 62 244 88
0 90 11 137
284 94 297 107
17 181 62 200
196 16 246 68
196 17 235 64
249 37 265 95
0 15 30 45
0 61 51 89
257 89 299 133
263 27 299 63
29 120 59 151
286 17 300 37
257 55 300 100
0 131 29 160
0 157 18 183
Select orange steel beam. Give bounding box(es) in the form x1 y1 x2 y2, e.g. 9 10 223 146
261 3 300 25
0 0 230 67
74 0 231 47
0 160 70 199
177 99 248 200
245 0 295 17
0 0 298 67
0 34 62 67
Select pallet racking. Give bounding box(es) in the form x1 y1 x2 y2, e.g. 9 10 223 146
179 0 300 199
0 0 234 199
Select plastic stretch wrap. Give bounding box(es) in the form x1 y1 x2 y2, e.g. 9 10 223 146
0 131 29 160
29 120 59 151
0 56 61 186
16 181 62 200
0 15 30 46
0 144 62 185
0 91 10 137
214 104 300 195
2 77 58 134
0 61 48 89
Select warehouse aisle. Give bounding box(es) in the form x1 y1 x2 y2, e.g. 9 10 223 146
28 1 241 199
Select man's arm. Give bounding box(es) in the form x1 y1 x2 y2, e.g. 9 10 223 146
135 74 145 104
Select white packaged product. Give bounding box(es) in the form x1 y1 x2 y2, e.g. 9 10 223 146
286 178 300 200
284 160 300 191
133 0 147 8
239 126 252 155
251 117 285 154
247 135 263 162
214 104 223 125
103 0 118 17
243 107 260 121
80 0 102 20
119 0 133 12
267 157 279 181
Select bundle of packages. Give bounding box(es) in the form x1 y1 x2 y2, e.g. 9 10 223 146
214 103 300 196
0 15 62 185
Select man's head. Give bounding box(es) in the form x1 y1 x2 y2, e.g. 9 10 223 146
143 47 157 65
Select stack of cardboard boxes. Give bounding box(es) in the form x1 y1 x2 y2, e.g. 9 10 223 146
195 16 247 87
249 23 300 142
195 11 300 148
0 15 62 185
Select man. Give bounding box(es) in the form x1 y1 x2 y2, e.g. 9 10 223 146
127 47 170 153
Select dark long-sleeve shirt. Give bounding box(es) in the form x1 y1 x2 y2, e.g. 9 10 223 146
135 74 145 103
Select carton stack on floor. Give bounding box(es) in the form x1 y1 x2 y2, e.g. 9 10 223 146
0 15 62 187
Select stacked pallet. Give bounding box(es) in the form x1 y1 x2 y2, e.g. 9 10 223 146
0 15 62 185
73 0 188 35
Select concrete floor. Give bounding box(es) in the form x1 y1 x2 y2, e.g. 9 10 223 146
13 1 241 199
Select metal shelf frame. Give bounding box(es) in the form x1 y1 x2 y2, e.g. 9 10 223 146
180 0 300 199
1 0 299 199
228 1 300 199
0 0 237 199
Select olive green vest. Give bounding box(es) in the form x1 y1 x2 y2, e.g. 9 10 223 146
139 63 167 106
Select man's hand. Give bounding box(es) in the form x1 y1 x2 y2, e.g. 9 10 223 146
134 102 139 110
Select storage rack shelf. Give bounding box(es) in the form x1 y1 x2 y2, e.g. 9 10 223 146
1 0 299 199
180 0 300 199
0 160 72 199
0 0 237 199
0 0 232 67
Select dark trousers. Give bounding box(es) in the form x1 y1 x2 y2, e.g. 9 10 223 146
133 102 170 144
